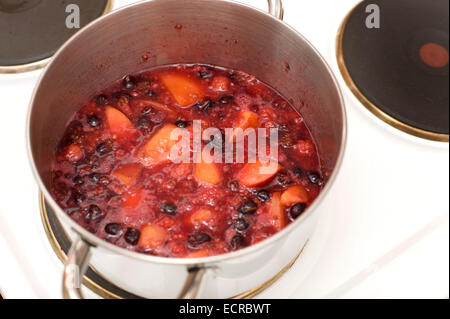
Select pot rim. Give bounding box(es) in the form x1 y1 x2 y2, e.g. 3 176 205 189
26 0 348 266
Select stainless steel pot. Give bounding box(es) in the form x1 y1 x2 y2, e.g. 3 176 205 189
27 0 347 299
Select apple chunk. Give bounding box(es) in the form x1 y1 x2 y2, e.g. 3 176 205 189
139 225 168 249
237 160 281 188
161 73 205 107
112 163 142 186
281 185 308 207
137 124 180 167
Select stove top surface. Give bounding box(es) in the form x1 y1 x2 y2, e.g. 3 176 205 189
0 0 111 72
338 0 449 141
0 0 448 299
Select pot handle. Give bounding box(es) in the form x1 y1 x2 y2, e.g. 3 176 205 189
267 0 284 20
62 236 92 299
62 235 211 299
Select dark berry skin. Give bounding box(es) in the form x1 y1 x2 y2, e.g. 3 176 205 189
288 203 307 222
73 176 84 185
230 235 245 250
234 218 250 233
124 228 140 245
90 173 101 184
188 232 212 248
96 95 108 105
196 99 214 111
95 141 112 157
238 200 258 215
105 223 122 236
123 75 136 90
198 71 213 79
86 205 105 221
137 116 153 131
87 115 101 128
256 190 271 203
160 202 178 215
175 120 189 128
276 172 292 187
308 172 324 186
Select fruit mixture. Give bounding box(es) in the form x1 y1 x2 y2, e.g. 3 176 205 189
51 64 324 258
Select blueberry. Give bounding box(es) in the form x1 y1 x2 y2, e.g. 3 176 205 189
308 172 324 186
188 232 212 248
73 176 84 185
276 172 292 187
228 180 240 193
72 190 85 204
256 190 271 203
90 173 101 184
141 106 154 115
196 99 214 111
124 228 140 245
293 168 304 178
219 96 233 105
175 120 189 128
238 200 258 215
96 94 108 105
288 203 307 221
234 218 250 233
122 75 135 90
160 202 178 215
230 235 245 250
198 71 213 79
146 90 156 97
96 141 112 157
105 223 122 236
87 115 101 128
137 116 153 131
87 205 105 221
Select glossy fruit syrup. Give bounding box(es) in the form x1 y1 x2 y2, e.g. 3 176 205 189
51 64 324 258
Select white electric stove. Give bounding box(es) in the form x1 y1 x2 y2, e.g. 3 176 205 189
0 0 448 299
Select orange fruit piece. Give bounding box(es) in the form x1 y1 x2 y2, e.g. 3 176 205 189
139 225 168 249
190 209 213 225
161 72 205 107
269 192 286 230
122 188 144 208
184 250 210 258
194 153 223 185
281 185 309 207
236 111 259 130
112 163 142 186
105 106 136 139
137 124 181 167
237 160 281 188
